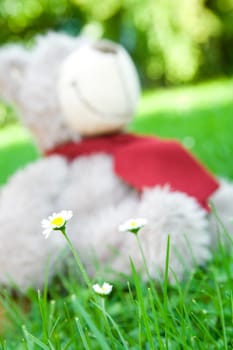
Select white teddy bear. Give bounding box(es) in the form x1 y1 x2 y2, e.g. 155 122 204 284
0 32 232 290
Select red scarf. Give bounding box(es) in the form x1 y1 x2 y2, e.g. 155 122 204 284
46 133 219 211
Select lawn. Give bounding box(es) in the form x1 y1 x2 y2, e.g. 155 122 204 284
1 78 233 185
1 78 233 349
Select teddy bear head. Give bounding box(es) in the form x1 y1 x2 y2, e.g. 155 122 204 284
0 32 140 152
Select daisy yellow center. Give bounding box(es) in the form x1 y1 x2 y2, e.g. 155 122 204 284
51 217 65 227
130 221 137 227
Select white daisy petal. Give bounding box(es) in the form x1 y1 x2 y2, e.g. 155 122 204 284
41 219 50 228
61 210 73 221
92 282 113 296
42 228 52 239
118 218 148 234
41 210 73 238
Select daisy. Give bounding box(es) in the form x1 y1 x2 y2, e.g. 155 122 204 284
118 218 147 235
92 282 113 296
41 210 73 239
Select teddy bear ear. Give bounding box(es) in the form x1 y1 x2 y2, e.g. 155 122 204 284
0 44 28 104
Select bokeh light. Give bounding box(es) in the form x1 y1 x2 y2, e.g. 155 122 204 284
0 0 232 87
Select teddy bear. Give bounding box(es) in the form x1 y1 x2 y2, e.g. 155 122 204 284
0 32 232 290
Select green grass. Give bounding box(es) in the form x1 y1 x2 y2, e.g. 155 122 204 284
1 78 233 349
0 126 38 185
1 78 233 185
132 78 233 179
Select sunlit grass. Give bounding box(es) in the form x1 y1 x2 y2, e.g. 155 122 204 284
137 78 233 117
1 78 233 185
131 78 233 179
1 229 233 349
1 78 233 349
0 125 38 185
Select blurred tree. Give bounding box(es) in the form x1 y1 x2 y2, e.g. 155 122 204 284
206 0 233 76
70 0 222 84
0 0 231 87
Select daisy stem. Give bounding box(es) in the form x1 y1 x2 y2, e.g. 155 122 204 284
100 297 115 345
136 234 151 281
61 228 91 288
101 297 107 324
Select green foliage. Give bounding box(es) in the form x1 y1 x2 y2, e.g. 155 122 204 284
207 0 233 76
0 0 232 86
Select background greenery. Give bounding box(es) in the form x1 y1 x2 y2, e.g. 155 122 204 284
0 0 233 87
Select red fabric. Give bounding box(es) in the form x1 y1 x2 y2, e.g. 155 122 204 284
46 133 219 210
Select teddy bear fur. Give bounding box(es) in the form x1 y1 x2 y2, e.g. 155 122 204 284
0 32 232 290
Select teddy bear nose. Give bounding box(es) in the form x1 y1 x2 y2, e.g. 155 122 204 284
92 41 118 54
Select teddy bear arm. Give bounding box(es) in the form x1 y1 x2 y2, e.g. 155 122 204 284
0 44 29 105
0 156 69 289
